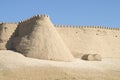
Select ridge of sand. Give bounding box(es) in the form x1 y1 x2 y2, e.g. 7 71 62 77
0 50 120 80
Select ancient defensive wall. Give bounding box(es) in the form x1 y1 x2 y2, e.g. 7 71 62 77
55 25 120 58
0 14 120 59
0 22 18 50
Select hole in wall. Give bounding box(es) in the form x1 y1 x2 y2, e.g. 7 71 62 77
96 33 98 35
4 27 7 32
0 39 3 43
115 35 117 37
4 27 7 29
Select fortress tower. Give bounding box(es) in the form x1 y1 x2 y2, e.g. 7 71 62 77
0 14 120 60
12 14 74 61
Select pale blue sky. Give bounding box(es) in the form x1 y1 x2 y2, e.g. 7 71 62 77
0 0 120 27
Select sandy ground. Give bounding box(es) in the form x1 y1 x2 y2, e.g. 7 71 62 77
0 50 120 80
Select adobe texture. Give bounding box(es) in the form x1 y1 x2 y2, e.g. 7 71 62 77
0 23 17 50
0 14 120 60
12 15 74 61
55 26 120 58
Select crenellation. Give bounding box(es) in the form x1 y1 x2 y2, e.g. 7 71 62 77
71 25 73 28
0 15 120 43
98 26 102 29
41 14 44 17
57 25 59 27
65 25 68 28
63 25 66 27
89 26 92 28
88 26 90 28
62 25 64 27
44 14 49 17
95 26 98 28
57 25 61 27
98 26 101 28
73 25 75 28
110 27 112 30
83 26 86 28
54 24 57 27
64 25 68 28
109 27 111 29
105 26 108 29
37 14 40 17
80 26 84 28
68 25 71 28
86 26 89 28
0 14 120 58
60 25 63 27
75 25 78 28
64 25 67 28
74 25 76 28
0 22 18 25
101 26 104 29
37 14 49 18
62 25 65 27
75 25 77 28
111 27 113 30
92 26 95 28
72 25 75 28
88 26 91 28
18 14 50 25
106 27 108 29
81 26 84 28
54 24 120 30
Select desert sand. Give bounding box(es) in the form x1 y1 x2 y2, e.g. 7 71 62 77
0 50 120 80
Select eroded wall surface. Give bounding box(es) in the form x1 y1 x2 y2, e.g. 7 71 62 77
0 23 17 50
0 17 120 58
12 15 74 61
56 26 120 58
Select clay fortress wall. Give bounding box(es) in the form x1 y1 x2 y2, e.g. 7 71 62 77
55 25 120 58
0 23 18 49
0 14 120 58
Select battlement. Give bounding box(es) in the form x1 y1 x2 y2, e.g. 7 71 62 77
18 14 49 24
0 14 120 58
0 22 18 25
54 25 120 30
0 14 119 31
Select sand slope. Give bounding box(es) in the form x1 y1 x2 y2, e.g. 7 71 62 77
0 50 120 80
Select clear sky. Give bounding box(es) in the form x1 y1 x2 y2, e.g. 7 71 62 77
0 0 120 28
